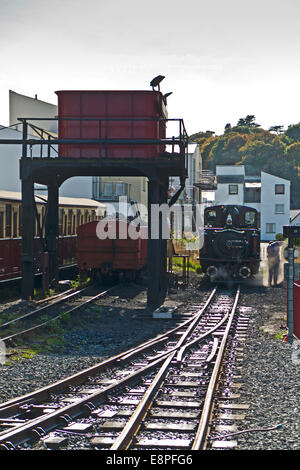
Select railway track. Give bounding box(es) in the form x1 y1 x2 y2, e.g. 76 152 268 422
0 285 250 451
0 285 117 345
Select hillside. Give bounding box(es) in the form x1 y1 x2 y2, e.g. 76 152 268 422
190 116 300 209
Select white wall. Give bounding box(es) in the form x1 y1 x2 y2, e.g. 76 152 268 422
215 166 245 205
9 90 58 134
59 177 93 199
260 172 290 240
0 126 54 191
4 91 94 199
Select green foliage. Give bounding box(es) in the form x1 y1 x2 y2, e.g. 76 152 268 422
172 256 202 274
71 275 91 289
285 123 300 141
194 114 300 208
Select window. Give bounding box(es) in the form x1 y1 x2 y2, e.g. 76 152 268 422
275 184 285 194
0 212 3 238
275 204 284 214
13 211 18 238
245 211 256 226
19 206 22 236
115 183 126 196
76 210 81 230
103 182 113 197
59 209 64 236
68 209 73 235
266 223 276 233
207 210 216 223
229 184 238 195
5 204 12 238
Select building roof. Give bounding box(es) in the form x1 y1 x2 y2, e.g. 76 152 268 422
0 190 105 209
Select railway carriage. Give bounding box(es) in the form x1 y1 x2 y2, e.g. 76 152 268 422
0 190 105 282
199 204 260 281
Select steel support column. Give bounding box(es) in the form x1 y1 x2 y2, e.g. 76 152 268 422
45 182 59 289
21 178 35 300
147 177 169 307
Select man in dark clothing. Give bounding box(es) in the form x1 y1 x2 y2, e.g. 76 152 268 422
267 241 281 286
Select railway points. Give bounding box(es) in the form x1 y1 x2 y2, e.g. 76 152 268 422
0 83 298 454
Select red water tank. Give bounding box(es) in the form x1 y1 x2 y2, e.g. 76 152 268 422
55 90 167 159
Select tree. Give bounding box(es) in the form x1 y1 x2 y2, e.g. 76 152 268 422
237 115 260 128
269 125 284 134
285 123 300 141
285 142 300 168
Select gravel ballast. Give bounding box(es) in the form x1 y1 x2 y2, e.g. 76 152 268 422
0 279 299 451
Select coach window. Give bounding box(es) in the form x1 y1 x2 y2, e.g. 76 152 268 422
76 210 81 229
5 204 12 238
0 212 3 238
229 184 238 195
13 211 18 238
68 209 73 235
59 209 64 236
64 214 67 236
19 206 22 236
275 184 285 195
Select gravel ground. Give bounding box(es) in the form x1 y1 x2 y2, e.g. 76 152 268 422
236 285 299 450
0 277 299 451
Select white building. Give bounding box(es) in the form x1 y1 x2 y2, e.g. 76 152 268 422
214 165 290 241
170 143 201 204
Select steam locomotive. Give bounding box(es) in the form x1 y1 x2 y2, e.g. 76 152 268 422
199 204 260 281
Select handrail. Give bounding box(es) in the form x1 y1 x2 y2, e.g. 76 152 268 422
0 116 188 160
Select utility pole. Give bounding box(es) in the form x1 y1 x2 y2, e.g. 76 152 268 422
283 225 300 344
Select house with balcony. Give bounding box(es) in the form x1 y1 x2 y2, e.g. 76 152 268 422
92 176 148 220
214 165 290 241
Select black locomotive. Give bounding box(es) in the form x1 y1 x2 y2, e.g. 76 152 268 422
199 205 260 280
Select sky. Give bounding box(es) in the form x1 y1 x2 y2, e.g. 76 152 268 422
1 0 300 135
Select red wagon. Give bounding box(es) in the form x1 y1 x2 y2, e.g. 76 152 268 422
77 220 147 281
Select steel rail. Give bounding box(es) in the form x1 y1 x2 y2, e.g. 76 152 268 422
191 285 241 450
0 286 90 330
0 287 222 449
176 303 230 363
0 286 116 343
0 288 217 413
111 352 176 450
110 289 221 450
0 354 169 448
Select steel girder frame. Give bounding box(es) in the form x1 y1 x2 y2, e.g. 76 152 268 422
20 158 186 305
